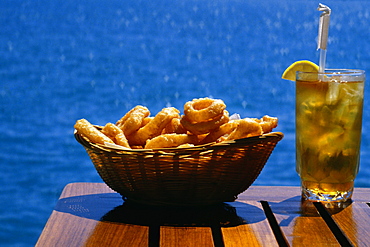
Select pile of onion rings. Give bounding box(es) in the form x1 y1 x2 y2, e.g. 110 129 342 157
74 97 278 149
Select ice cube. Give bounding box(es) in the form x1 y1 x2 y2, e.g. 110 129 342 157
341 83 364 103
335 101 361 131
326 80 340 104
326 76 364 105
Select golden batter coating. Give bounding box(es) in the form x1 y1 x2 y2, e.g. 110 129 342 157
74 119 114 145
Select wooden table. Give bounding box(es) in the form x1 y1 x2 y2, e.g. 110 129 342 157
36 183 370 246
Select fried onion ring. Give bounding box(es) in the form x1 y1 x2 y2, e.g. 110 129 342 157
141 117 154 127
226 118 263 140
145 134 198 149
75 99 278 149
255 115 278 133
162 117 187 134
101 123 130 149
128 107 180 145
201 121 238 144
116 105 150 136
74 119 114 145
184 97 226 123
181 110 229 135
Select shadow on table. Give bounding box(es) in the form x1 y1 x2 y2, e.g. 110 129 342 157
54 193 266 227
267 195 352 227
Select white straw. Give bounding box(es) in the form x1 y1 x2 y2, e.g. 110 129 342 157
317 3 331 73
319 49 327 73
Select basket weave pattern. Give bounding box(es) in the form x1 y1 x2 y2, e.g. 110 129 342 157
75 131 283 206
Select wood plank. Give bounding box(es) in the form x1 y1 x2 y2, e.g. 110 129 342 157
59 182 115 198
331 202 370 247
268 197 341 246
238 186 301 202
160 226 214 247
58 183 370 203
36 183 370 247
239 186 370 203
222 201 278 247
36 183 111 247
36 183 151 247
222 225 265 247
84 223 148 247
35 212 99 247
239 186 340 246
352 188 370 202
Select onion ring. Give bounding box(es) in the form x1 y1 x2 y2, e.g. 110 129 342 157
141 117 154 127
226 118 262 141
162 117 187 134
76 99 278 149
254 115 278 133
145 134 198 149
184 97 226 123
181 110 229 135
201 121 238 144
128 107 180 145
101 123 130 149
74 119 114 145
116 105 150 136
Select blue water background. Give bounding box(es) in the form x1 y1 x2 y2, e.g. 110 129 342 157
1 0 369 246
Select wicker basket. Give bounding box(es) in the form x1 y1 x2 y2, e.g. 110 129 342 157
75 130 283 206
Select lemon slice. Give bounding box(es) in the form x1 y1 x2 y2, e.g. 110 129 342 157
282 60 319 81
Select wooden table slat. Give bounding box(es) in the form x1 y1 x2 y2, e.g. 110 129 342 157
160 227 214 247
36 183 370 247
36 212 99 247
331 202 370 247
269 199 341 246
222 200 278 247
85 223 149 247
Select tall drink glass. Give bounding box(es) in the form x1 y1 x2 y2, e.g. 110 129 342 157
296 69 365 202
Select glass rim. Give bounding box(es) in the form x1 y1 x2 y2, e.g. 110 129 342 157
297 69 365 75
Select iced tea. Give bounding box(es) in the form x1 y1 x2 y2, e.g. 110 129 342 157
296 69 365 202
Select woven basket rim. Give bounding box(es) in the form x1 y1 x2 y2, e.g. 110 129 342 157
74 129 284 154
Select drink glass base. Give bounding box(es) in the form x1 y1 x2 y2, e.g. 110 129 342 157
301 182 354 203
